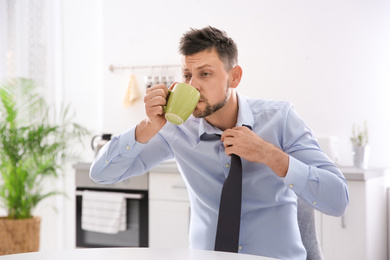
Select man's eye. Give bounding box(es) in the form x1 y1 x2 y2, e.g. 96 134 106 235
202 72 210 77
182 74 191 79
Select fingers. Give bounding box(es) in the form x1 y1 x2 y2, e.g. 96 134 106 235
221 126 288 175
221 126 262 159
221 127 249 156
221 126 249 142
144 84 169 122
145 84 169 102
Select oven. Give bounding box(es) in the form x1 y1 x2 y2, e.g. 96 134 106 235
74 163 148 248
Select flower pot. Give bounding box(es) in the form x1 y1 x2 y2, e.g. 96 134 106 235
0 216 40 255
352 145 370 169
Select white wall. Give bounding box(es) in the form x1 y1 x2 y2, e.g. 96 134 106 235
57 0 390 250
98 0 390 167
48 0 104 251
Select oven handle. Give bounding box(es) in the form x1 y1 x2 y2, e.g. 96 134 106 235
75 190 144 199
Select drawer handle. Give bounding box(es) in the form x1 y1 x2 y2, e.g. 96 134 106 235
75 190 144 199
171 185 187 189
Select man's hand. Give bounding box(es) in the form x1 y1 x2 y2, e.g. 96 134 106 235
135 84 170 143
144 84 169 125
221 126 289 177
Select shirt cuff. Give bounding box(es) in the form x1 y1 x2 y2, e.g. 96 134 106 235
116 126 147 158
283 156 310 195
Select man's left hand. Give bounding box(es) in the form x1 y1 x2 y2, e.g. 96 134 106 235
221 126 289 177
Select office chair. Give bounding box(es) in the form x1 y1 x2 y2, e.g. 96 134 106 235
297 197 324 260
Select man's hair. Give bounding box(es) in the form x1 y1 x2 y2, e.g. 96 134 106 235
179 26 238 71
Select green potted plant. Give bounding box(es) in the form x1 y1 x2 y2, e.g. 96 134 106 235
350 121 369 169
0 78 88 255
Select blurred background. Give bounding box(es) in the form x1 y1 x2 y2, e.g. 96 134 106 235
0 0 389 253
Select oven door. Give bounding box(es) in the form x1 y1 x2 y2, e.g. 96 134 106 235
76 188 148 248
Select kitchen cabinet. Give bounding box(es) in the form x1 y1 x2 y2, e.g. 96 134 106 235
148 161 190 249
316 167 389 260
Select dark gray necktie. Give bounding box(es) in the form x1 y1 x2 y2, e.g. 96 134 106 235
200 126 250 253
214 151 242 253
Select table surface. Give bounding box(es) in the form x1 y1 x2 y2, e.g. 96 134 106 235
0 248 279 260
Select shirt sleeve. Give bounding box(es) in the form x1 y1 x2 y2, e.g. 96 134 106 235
90 125 174 184
281 104 349 217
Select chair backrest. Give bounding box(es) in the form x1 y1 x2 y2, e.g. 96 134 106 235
297 197 324 260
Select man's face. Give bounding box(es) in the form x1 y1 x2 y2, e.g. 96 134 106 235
181 49 231 118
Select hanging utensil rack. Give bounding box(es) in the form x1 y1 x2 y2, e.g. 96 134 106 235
109 64 181 73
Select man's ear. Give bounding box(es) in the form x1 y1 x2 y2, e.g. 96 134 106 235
230 65 243 88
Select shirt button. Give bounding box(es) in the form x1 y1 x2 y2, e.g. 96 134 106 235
126 145 130 150
313 201 317 205
238 245 243 250
289 184 294 188
105 160 109 164
225 163 230 168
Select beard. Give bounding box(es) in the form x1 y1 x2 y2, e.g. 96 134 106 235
192 81 230 118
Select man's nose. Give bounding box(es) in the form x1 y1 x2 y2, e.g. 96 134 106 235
189 78 201 92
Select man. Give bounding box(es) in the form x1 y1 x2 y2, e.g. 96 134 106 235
90 26 349 260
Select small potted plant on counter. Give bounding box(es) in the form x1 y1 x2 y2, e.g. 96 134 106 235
350 121 369 169
0 78 88 255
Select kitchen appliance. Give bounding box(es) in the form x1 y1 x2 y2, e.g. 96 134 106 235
74 163 148 248
91 134 112 156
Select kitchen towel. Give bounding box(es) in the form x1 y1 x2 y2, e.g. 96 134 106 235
81 190 127 234
122 74 141 107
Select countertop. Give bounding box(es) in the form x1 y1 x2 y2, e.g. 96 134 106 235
147 160 389 182
73 160 180 174
74 161 389 181
0 248 279 260
338 166 389 181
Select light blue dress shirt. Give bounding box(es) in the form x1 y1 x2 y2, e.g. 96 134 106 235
90 92 349 260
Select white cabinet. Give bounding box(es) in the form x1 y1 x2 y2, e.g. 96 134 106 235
317 167 389 260
148 169 190 249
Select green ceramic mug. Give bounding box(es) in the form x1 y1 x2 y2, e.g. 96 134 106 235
163 83 200 125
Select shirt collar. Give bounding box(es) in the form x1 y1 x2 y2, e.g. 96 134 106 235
197 92 254 138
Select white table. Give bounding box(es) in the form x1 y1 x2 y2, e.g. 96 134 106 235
0 248 279 260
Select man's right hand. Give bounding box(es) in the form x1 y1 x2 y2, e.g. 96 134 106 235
135 84 170 143
145 84 170 125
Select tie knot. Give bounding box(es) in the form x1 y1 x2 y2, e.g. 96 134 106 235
200 132 221 141
200 125 252 141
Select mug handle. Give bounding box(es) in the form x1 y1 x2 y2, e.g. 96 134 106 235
162 82 178 112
